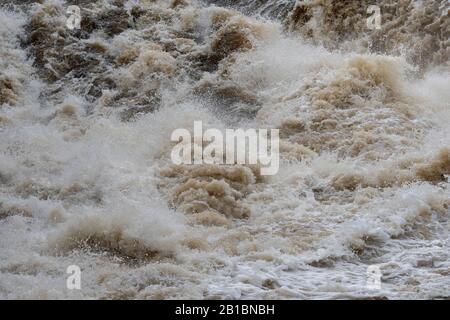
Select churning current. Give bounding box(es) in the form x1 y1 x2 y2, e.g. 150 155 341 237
0 0 449 299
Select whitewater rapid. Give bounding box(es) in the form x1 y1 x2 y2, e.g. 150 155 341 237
0 0 449 299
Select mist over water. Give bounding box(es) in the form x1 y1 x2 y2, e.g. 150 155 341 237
0 0 449 299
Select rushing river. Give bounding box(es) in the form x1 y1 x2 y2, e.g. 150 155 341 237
0 0 449 299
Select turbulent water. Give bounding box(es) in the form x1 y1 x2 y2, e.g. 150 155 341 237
0 0 449 299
